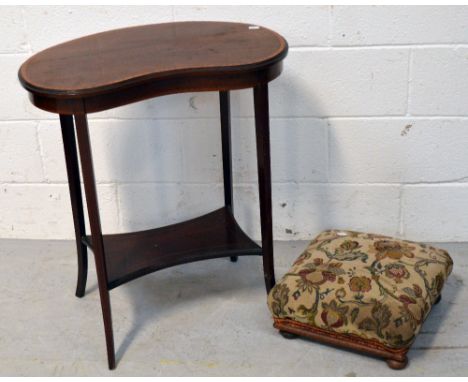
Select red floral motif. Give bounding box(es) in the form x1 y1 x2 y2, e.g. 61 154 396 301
313 258 324 266
385 263 410 283
297 260 343 287
298 268 336 285
399 294 416 305
321 300 349 328
322 271 337 283
267 229 454 350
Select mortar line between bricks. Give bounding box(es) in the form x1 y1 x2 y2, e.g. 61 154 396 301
20 6 32 54
113 183 121 232
9 45 468 56
326 4 333 47
238 181 468 186
289 44 468 51
405 49 413 116
170 5 174 21
398 184 404 237
325 119 330 183
325 116 468 120
33 121 46 182
0 52 30 56
6 116 468 123
5 181 468 187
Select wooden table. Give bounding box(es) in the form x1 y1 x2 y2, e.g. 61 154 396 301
18 21 288 369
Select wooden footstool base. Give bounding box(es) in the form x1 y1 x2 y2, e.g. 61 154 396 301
273 318 409 369
267 230 453 370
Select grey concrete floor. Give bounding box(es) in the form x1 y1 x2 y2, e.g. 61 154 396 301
0 239 467 376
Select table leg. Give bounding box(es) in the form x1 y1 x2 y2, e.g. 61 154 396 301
219 91 237 263
253 83 275 293
74 113 116 370
60 114 88 298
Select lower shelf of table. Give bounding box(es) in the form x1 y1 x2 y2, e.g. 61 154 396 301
82 207 262 289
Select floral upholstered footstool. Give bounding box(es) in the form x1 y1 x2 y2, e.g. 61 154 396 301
267 230 453 369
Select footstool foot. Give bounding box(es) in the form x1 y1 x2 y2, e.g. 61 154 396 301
279 330 298 339
435 295 442 304
230 256 238 262
267 229 454 370
386 356 408 370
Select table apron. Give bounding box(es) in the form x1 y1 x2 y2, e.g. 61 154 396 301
26 63 283 115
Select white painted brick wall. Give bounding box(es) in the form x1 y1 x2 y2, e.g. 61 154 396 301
331 6 468 45
410 48 468 115
2 5 468 242
328 118 468 183
402 185 468 242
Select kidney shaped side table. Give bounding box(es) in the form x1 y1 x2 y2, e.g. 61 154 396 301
18 21 288 369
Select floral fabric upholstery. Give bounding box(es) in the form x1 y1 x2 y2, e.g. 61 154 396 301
268 230 453 349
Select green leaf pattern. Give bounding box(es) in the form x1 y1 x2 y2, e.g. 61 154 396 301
267 230 453 349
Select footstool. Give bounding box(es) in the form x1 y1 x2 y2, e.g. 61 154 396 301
267 230 453 369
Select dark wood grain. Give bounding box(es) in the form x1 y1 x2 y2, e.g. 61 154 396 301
75 112 116 369
19 21 288 370
219 91 238 263
220 91 233 211
254 83 275 293
82 207 261 290
59 114 88 298
19 22 287 114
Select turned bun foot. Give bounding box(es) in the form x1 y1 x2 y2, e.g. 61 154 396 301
279 330 298 339
386 356 408 370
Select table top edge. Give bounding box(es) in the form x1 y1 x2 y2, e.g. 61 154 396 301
18 21 289 100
